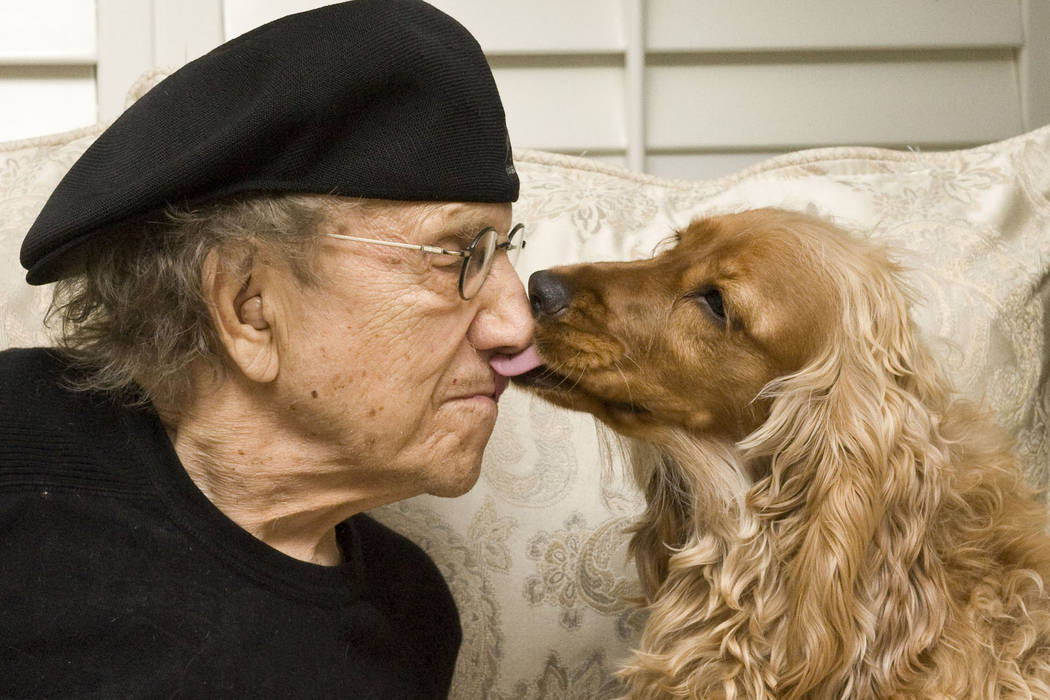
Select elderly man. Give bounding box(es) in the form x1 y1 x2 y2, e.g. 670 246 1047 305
0 1 542 697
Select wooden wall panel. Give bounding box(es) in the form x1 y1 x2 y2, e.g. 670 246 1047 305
646 0 1022 52
430 0 624 54
493 63 626 152
0 0 96 63
0 66 96 140
646 52 1023 151
0 1 96 140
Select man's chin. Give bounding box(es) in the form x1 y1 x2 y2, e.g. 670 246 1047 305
424 453 484 498
427 476 479 498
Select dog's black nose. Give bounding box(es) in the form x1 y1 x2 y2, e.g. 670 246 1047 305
528 269 574 318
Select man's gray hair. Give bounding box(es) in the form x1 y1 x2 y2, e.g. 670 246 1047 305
47 194 329 416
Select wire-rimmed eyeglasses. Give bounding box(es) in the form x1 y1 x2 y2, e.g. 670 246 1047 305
326 223 526 300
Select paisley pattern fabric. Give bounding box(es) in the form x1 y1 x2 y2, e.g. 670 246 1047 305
2 116 1049 698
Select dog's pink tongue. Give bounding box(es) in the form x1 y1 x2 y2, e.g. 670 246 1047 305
490 345 544 377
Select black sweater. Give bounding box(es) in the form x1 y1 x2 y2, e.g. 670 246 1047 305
0 348 460 698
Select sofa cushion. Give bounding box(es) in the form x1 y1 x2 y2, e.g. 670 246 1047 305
3 123 1049 698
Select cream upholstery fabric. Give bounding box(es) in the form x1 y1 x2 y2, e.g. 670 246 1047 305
2 122 1049 698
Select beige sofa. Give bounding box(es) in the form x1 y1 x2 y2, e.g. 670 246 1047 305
3 116 1049 698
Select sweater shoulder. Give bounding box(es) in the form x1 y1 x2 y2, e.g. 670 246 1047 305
0 347 153 491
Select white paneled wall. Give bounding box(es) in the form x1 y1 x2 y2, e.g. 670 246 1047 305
440 0 1049 178
3 0 1050 178
646 52 1023 146
639 0 1033 177
94 0 223 125
645 0 1022 51
0 0 97 141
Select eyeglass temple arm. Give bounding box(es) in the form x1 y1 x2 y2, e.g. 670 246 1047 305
326 233 467 257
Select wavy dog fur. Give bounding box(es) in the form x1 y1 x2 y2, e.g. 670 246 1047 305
515 209 1050 699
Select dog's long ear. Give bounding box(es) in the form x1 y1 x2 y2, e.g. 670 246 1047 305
624 438 690 599
623 432 746 601
740 249 950 697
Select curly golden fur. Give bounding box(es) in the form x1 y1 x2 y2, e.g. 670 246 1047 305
514 208 1050 699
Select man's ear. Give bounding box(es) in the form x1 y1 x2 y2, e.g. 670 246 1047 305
202 249 280 384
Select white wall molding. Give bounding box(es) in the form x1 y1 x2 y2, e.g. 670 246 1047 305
623 0 646 172
1020 0 1050 130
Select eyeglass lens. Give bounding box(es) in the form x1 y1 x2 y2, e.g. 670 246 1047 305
458 225 526 300
460 228 499 299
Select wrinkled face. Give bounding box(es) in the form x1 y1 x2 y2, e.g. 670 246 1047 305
514 209 839 443
270 200 532 500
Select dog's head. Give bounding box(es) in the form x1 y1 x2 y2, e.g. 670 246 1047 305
514 208 856 444
515 210 1004 697
515 209 961 697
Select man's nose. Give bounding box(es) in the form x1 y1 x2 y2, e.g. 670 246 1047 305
528 270 574 318
468 256 534 353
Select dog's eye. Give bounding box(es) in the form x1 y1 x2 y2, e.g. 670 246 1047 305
691 287 726 321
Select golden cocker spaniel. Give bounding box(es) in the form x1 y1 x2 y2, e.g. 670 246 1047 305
514 208 1050 699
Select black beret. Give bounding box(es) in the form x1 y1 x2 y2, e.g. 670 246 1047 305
21 0 518 285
